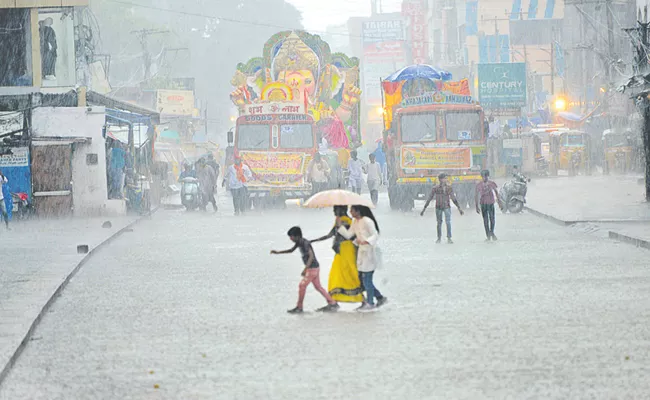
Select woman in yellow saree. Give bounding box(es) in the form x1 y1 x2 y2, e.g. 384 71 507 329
311 206 364 303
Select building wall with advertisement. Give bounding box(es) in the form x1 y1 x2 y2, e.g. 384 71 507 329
402 0 429 64
356 13 407 146
463 0 565 103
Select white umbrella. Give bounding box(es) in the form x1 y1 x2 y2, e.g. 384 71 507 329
303 189 375 209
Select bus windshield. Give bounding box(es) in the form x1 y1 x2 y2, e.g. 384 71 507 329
237 124 270 149
280 124 314 149
400 113 437 142
445 112 482 141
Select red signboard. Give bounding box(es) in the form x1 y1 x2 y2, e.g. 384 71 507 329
402 0 429 65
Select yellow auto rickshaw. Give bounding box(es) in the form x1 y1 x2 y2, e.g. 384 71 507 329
603 129 635 174
549 130 591 176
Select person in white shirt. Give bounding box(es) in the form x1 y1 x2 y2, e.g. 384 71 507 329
306 152 330 195
365 154 382 205
0 170 8 229
347 150 365 194
337 205 387 311
222 157 253 215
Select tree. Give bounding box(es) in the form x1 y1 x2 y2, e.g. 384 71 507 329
89 0 303 140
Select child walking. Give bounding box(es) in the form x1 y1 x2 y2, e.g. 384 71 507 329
271 226 339 314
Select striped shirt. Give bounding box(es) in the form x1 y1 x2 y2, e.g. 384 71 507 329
427 184 458 209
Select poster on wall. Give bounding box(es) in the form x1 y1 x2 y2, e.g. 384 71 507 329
0 147 31 198
156 90 195 116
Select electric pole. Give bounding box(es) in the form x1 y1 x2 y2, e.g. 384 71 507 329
131 29 168 81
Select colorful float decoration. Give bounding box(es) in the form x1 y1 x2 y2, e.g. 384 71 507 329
230 30 362 149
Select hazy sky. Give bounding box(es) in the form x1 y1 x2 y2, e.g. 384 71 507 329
287 0 402 31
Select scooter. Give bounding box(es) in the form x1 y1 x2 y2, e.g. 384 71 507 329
180 177 202 211
10 192 33 220
499 173 530 214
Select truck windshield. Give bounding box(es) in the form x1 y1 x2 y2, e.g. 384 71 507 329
237 124 270 149
400 113 437 142
445 112 482 141
280 124 314 149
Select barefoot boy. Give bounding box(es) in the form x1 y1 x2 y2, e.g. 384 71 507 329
271 226 339 314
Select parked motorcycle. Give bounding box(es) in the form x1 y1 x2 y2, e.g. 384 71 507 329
11 192 33 220
499 173 530 214
180 177 202 211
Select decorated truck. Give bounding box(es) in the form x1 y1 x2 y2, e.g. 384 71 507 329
381 65 487 211
228 30 362 208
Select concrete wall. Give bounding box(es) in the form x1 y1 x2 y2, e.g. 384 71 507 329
32 106 113 217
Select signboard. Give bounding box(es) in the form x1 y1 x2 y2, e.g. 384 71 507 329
239 151 307 187
156 90 195 116
0 147 31 201
240 102 304 116
401 91 473 107
501 148 523 166
362 18 406 105
478 63 527 110
400 147 472 170
502 139 523 149
402 0 429 64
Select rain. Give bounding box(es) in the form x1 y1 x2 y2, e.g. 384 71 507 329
1 0 650 398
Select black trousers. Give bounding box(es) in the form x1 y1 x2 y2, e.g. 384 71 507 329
231 187 248 213
481 203 496 237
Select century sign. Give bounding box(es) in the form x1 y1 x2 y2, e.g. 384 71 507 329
477 63 527 110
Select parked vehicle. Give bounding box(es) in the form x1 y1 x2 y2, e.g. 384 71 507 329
602 129 637 174
11 192 33 220
180 177 202 211
499 173 530 214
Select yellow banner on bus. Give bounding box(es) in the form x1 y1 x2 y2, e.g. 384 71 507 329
240 151 308 187
401 147 472 170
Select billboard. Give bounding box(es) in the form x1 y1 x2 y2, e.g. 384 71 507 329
156 90 195 116
478 63 527 111
362 18 406 105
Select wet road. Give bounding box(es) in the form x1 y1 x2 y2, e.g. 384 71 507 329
2 195 650 399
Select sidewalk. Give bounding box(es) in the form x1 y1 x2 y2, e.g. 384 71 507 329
522 174 650 248
0 216 139 382
526 175 650 222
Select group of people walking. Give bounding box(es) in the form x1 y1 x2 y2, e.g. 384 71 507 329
179 154 253 215
271 204 386 313
421 170 502 242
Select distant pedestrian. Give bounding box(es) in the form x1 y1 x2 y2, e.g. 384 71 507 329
307 152 330 195
206 153 221 179
420 173 464 243
271 226 339 314
475 170 502 241
348 150 364 194
0 170 9 229
365 154 381 205
373 140 387 184
223 156 252 216
197 158 218 212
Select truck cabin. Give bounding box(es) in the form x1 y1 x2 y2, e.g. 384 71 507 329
234 115 316 152
395 104 486 145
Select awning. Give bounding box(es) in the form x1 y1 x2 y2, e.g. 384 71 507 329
32 136 91 146
87 91 160 124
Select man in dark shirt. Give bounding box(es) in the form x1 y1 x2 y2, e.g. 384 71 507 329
475 170 502 241
421 173 464 243
271 226 338 313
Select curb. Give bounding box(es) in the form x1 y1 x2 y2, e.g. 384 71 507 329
0 209 156 386
524 206 574 226
525 206 650 251
608 231 650 250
